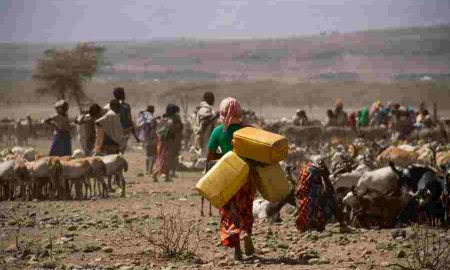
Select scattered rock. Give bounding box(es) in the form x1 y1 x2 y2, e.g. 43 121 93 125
361 249 372 258
217 260 229 267
67 225 78 231
5 256 18 264
392 230 407 240
307 258 319 265
318 258 331 265
82 244 100 253
7 220 17 226
56 236 73 245
102 246 114 253
380 261 390 267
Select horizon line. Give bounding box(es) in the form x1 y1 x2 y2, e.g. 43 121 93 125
1 23 449 45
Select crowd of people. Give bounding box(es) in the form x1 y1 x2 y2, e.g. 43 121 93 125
41 89 444 261
292 99 436 138
44 87 185 183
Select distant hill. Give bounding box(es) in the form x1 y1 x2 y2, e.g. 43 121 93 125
1 25 449 84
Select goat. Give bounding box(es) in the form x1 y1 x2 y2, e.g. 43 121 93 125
98 154 128 198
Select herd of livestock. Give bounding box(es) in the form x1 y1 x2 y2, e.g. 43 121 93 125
0 147 128 201
1 112 450 229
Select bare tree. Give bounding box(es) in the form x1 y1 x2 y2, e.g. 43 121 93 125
32 42 104 111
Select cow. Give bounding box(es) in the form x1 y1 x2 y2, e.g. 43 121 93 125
376 146 419 167
412 171 448 226
355 166 401 197
342 186 415 227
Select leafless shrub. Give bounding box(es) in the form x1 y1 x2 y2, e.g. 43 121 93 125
111 209 203 261
391 224 450 270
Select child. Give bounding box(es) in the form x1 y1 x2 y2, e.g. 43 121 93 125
45 100 72 156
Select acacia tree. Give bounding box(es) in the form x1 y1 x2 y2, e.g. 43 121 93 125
32 42 104 111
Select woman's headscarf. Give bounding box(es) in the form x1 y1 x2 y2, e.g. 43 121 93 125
219 97 241 131
358 106 369 126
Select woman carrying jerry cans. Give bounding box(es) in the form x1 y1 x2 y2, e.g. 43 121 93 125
45 100 72 157
206 97 258 260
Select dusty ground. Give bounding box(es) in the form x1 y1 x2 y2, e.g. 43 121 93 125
2 140 446 270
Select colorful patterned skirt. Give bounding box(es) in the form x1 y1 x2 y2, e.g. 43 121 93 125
49 130 72 157
296 184 336 232
156 140 170 175
219 171 257 248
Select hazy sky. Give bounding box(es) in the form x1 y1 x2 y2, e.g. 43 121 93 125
1 0 449 43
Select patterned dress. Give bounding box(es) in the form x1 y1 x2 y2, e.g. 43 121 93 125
295 163 336 232
219 170 257 248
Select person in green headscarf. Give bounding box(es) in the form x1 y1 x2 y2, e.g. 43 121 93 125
358 106 369 127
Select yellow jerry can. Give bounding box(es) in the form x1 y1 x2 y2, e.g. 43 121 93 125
233 127 288 164
255 163 290 202
195 151 249 209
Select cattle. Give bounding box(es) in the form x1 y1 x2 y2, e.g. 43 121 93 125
387 162 447 225
376 146 419 167
342 186 415 227
98 154 128 198
412 171 448 226
388 162 435 193
355 166 401 197
0 160 30 200
397 144 416 152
